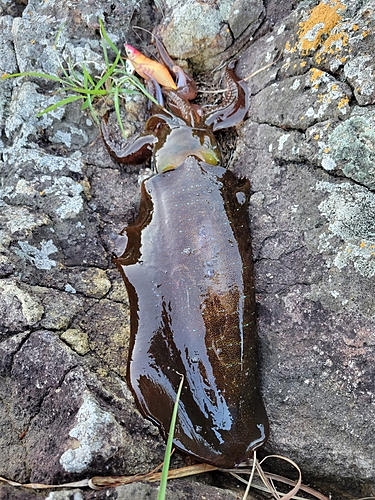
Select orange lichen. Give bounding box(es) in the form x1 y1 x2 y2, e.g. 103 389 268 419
337 96 349 108
297 0 346 55
324 147 330 153
352 24 359 31
328 31 348 48
300 61 307 67
310 68 324 82
316 31 348 64
360 242 366 248
317 92 330 103
314 134 320 140
285 40 297 53
362 30 369 37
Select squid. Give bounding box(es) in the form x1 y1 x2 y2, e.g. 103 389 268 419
102 39 269 469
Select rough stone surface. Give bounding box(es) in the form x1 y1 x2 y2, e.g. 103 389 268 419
232 1 375 497
0 0 374 499
157 0 265 70
0 479 248 500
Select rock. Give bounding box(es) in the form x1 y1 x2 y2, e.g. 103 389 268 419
79 299 130 379
60 328 90 355
1 329 167 484
232 1 375 496
318 111 375 189
0 479 249 499
105 480 245 499
33 286 85 330
157 0 265 70
1 0 375 498
0 279 44 334
60 267 112 299
235 121 375 495
0 331 30 377
249 70 351 130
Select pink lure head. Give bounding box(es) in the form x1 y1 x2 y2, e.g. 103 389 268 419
124 44 140 62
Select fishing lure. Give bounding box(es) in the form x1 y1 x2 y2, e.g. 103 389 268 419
125 43 177 90
103 40 269 468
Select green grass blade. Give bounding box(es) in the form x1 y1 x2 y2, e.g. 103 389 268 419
3 19 166 130
101 39 110 67
157 375 184 500
94 52 121 90
82 93 100 125
57 59 74 84
113 86 126 137
36 94 84 116
81 97 90 110
82 64 95 88
99 19 120 56
54 23 65 46
118 72 161 107
59 86 107 96
118 88 139 95
68 64 84 86
2 71 63 83
83 65 89 89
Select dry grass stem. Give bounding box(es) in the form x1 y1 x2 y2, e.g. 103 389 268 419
0 454 329 499
242 52 282 81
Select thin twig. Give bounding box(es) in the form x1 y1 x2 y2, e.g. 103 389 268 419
243 52 282 81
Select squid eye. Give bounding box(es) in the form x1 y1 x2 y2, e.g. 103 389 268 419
200 150 220 166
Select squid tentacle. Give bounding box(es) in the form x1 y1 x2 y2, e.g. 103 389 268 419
153 37 197 100
162 89 204 127
204 60 250 131
101 118 157 165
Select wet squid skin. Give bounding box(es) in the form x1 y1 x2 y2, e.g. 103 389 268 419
107 42 269 468
114 158 269 467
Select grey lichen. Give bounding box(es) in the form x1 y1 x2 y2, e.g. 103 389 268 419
44 177 84 219
323 115 375 189
317 181 375 278
0 279 44 329
14 240 58 270
59 391 124 473
309 181 375 317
